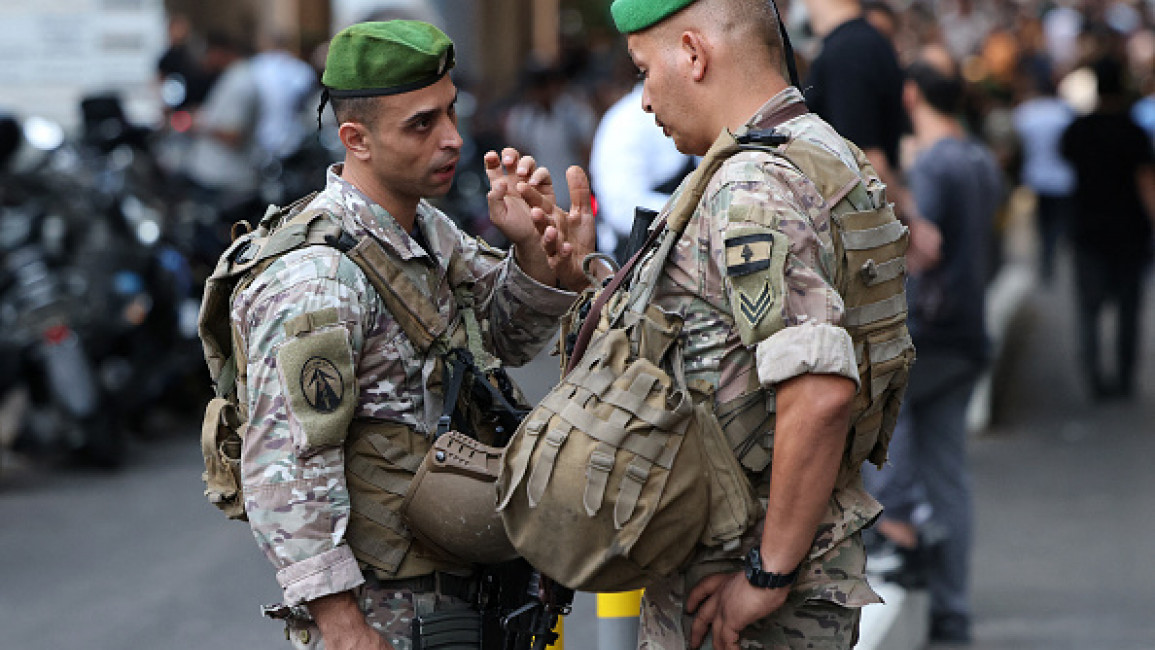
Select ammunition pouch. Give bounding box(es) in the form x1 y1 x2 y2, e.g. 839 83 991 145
412 608 483 650
200 397 246 520
401 431 518 565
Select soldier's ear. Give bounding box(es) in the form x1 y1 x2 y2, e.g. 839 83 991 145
680 29 709 83
339 122 372 161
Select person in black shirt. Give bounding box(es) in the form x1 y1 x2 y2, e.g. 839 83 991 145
1061 56 1155 400
803 0 943 273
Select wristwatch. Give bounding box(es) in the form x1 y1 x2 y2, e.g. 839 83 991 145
744 547 801 589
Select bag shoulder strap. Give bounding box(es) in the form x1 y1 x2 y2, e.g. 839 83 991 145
567 101 810 373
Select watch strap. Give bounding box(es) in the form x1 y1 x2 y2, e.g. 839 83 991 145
744 547 802 589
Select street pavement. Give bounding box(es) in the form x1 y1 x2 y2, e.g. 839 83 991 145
1 254 1153 649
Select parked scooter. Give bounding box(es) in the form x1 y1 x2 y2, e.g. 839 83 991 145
0 113 122 467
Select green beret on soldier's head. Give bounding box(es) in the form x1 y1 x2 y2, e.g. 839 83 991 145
611 0 698 33
322 20 455 97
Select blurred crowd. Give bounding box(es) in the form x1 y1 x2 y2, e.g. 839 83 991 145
2 1 1153 643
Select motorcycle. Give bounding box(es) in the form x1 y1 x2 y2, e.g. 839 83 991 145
0 113 122 467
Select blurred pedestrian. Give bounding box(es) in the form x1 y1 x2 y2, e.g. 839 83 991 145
1013 61 1076 285
185 32 259 196
1060 55 1155 401
589 82 695 261
251 31 318 160
864 44 1000 645
157 13 213 110
802 0 944 275
503 61 597 211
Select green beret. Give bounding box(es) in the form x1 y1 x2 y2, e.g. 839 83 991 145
611 0 698 33
322 20 455 97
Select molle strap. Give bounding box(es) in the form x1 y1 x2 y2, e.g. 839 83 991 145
283 307 340 338
259 191 320 230
614 456 653 529
254 208 334 263
527 424 572 508
497 417 547 511
845 293 907 328
860 257 906 286
347 455 415 496
583 443 616 516
344 235 447 354
870 331 914 365
841 221 907 250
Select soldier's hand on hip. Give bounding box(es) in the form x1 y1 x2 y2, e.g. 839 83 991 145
687 571 788 650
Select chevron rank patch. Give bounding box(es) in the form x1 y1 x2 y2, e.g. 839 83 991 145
278 317 357 453
724 224 788 346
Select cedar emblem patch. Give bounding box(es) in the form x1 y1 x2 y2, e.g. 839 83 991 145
723 224 788 345
725 232 774 276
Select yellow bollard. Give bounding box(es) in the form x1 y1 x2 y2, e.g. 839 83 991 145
547 614 564 649
597 591 643 650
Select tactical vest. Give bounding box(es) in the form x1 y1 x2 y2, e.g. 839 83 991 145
198 195 527 580
494 121 913 592
692 131 915 486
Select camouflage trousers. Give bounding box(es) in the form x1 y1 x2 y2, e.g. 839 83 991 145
637 533 879 650
282 574 475 650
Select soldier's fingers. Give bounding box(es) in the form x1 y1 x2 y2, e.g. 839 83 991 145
528 167 556 208
528 165 552 188
501 147 520 175
516 180 548 212
530 206 551 233
483 151 504 185
685 573 725 614
714 621 741 650
688 596 718 649
542 226 561 257
516 155 537 180
483 150 501 170
487 178 509 217
565 165 591 216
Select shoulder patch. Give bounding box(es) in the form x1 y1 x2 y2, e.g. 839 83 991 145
724 224 789 346
300 356 345 412
726 231 774 277
278 323 358 451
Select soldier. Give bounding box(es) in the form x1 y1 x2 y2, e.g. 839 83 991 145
540 0 912 648
227 21 587 650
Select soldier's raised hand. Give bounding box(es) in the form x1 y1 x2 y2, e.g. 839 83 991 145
485 147 558 287
522 165 603 292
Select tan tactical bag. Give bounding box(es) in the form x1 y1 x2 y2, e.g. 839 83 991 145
495 131 764 593
496 117 914 592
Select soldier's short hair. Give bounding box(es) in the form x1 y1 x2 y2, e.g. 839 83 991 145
330 95 380 128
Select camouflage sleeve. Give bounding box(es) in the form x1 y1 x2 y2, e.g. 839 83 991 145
705 155 859 389
233 246 375 605
456 231 576 367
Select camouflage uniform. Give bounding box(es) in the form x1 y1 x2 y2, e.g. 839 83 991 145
634 87 883 649
233 164 575 648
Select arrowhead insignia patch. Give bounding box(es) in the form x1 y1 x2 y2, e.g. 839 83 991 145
301 357 344 413
278 322 357 449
